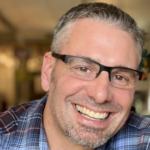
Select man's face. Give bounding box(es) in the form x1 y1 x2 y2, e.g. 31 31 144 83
43 18 138 148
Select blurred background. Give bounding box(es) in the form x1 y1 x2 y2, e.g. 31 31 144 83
0 0 150 115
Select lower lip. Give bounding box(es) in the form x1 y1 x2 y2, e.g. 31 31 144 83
72 104 115 128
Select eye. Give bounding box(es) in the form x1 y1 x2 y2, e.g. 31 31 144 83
79 67 91 73
112 75 128 82
115 75 124 80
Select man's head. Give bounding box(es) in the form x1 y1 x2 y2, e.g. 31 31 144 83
42 3 144 149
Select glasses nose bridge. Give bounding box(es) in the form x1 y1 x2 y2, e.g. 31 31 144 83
96 64 111 80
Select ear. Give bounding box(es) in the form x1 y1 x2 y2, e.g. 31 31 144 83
41 52 55 92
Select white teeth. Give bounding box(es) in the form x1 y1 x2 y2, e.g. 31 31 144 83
76 105 80 111
95 113 100 119
75 105 109 120
83 107 86 113
90 111 95 117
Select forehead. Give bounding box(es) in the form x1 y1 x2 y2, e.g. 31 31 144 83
61 18 138 69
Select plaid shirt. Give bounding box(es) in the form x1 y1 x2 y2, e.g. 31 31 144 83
0 94 150 150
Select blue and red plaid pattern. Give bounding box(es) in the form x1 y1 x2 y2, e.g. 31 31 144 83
0 94 150 150
0 94 49 150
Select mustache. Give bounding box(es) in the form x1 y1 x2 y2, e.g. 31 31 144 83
66 94 122 112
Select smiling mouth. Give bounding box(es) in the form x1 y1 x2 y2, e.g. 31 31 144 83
75 105 110 121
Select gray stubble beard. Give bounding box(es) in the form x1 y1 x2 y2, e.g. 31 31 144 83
49 67 113 149
64 120 111 148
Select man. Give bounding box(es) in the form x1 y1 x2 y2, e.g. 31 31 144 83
0 2 150 150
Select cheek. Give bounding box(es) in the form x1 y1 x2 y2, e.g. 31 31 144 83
56 75 87 97
53 63 86 96
48 75 87 123
113 88 135 112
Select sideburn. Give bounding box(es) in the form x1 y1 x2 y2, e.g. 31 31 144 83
50 59 58 82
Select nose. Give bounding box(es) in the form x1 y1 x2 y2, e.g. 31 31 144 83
85 71 113 104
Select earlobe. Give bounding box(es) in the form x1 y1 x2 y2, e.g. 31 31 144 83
41 52 55 92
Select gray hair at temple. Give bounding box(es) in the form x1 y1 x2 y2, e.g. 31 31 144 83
51 2 144 64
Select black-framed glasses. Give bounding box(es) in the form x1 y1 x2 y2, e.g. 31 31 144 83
52 52 143 89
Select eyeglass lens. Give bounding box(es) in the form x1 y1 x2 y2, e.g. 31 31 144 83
66 57 139 89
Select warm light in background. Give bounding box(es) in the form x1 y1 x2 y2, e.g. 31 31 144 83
0 52 15 68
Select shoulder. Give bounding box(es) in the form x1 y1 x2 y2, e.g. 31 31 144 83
0 98 45 134
114 112 150 149
103 113 150 150
0 94 48 149
127 112 150 130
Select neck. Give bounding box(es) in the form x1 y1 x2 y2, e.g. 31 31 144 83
43 101 94 150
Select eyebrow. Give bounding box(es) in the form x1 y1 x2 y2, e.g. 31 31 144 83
78 55 131 69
